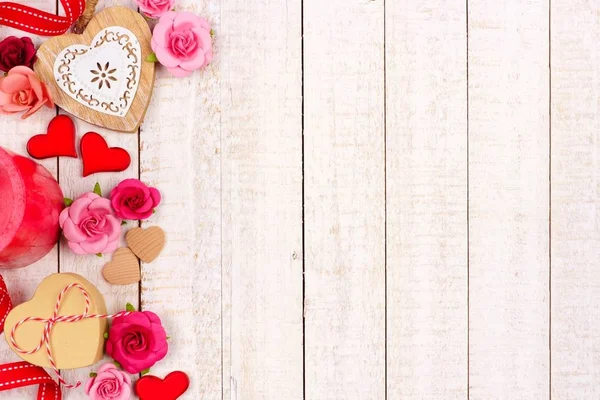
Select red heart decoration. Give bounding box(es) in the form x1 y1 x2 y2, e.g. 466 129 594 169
27 115 77 159
80 132 131 177
135 371 190 400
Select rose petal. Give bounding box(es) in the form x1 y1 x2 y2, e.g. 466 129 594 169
104 215 122 241
173 12 204 31
154 44 181 68
79 234 109 254
167 66 193 77
59 208 70 227
62 218 88 242
149 187 161 206
26 73 43 100
21 98 47 119
103 239 119 255
152 19 174 48
179 50 205 72
88 197 112 211
0 74 28 93
67 241 87 255
2 103 29 112
69 197 93 223
96 364 118 374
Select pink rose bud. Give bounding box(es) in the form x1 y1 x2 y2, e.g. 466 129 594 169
110 178 161 220
85 363 132 400
135 0 175 19
106 311 168 374
151 11 213 77
59 193 122 255
0 66 54 119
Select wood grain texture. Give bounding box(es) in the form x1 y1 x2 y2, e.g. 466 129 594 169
58 2 140 398
386 1 468 398
139 1 223 399
0 2 59 398
468 1 550 398
551 1 600 397
220 0 303 398
303 0 386 398
34 6 155 133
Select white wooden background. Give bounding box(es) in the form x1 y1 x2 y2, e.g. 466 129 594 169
0 0 598 399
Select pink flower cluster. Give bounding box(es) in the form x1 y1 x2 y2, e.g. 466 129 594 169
60 180 161 256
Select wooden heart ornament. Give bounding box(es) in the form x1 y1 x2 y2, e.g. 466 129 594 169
3 273 108 369
34 7 155 132
135 371 190 400
126 227 166 263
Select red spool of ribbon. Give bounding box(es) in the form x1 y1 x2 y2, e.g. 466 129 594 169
0 0 85 36
0 276 62 400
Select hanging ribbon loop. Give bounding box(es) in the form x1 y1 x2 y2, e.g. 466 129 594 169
0 0 85 36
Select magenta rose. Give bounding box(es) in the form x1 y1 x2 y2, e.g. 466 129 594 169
59 193 122 255
106 311 168 374
151 11 213 77
0 37 36 72
85 363 131 400
110 179 161 220
135 0 175 19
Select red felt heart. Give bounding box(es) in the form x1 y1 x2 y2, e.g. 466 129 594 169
80 132 131 177
27 115 77 159
135 371 190 400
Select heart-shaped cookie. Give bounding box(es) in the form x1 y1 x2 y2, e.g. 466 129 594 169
81 132 131 176
103 247 140 285
27 115 77 159
126 227 165 263
34 7 155 132
4 273 107 369
135 371 190 400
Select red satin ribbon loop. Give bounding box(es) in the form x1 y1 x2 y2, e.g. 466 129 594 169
0 0 85 36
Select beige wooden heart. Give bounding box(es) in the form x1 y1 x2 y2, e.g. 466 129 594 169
126 226 166 263
103 247 141 285
34 7 155 132
4 273 107 369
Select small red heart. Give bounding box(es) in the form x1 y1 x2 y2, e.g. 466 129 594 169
27 115 77 159
80 132 131 177
135 371 190 400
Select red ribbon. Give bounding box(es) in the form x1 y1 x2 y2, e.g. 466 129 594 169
0 276 62 400
0 0 85 36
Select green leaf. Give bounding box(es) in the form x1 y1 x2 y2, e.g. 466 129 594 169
121 220 127 226
152 209 156 214
89 372 97 378
210 29 215 37
93 182 102 196
64 198 73 207
125 303 136 312
146 52 159 63
166 336 171 340
141 368 151 376
103 332 109 339
96 253 103 257
113 361 121 368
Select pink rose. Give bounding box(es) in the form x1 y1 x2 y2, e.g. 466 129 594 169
106 311 168 374
59 193 122 255
151 11 213 77
85 364 131 400
0 66 54 119
135 0 174 19
110 179 161 220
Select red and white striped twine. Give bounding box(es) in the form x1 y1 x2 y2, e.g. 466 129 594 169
9 283 132 389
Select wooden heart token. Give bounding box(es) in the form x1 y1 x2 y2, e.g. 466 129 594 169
34 7 155 132
27 115 77 159
126 227 165 263
102 247 140 285
135 371 190 400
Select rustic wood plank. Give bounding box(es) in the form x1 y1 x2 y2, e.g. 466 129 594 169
139 1 222 399
58 1 140 398
468 0 550 398
385 1 468 398
303 0 386 398
0 2 59 398
220 0 304 398
551 1 600 397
